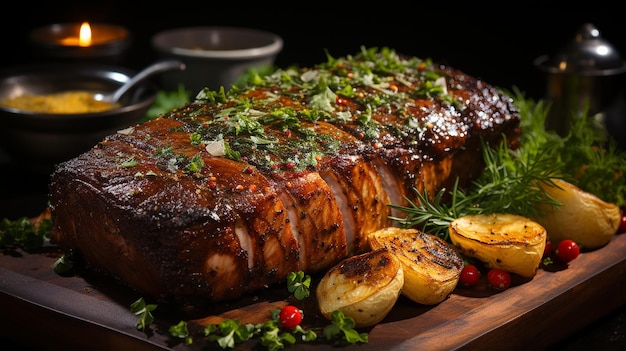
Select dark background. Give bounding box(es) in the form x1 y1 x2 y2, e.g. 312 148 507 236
2 2 626 102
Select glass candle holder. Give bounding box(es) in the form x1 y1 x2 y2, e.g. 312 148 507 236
30 22 131 64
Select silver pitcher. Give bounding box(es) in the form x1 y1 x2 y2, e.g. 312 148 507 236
534 23 626 139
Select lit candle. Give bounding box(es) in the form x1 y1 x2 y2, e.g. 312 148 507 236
30 22 131 63
58 22 92 47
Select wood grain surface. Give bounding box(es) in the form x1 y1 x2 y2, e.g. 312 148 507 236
1 232 625 351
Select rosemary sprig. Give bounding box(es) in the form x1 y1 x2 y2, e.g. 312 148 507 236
390 137 562 239
389 181 462 241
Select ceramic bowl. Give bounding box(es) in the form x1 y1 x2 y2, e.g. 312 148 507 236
152 26 283 95
0 63 157 174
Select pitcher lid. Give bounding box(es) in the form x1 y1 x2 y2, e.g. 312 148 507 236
534 23 626 76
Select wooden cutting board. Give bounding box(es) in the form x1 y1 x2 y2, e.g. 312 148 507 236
1 232 626 351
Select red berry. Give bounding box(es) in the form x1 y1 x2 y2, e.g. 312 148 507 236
555 239 580 263
278 305 303 331
459 264 480 286
487 268 511 290
543 240 554 258
619 213 626 234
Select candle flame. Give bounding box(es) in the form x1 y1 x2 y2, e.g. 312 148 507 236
79 22 92 47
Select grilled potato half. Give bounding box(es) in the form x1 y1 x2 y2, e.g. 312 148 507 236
535 178 621 250
316 247 404 328
368 227 464 305
449 213 547 278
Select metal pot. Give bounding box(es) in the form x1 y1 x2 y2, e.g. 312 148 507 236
534 23 626 137
0 63 158 174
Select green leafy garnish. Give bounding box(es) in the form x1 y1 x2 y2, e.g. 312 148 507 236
201 307 327 350
53 254 75 275
199 310 365 350
515 94 626 207
169 320 193 345
232 65 279 88
157 270 364 350
0 216 51 252
286 270 311 300
204 319 256 349
256 313 298 351
130 297 157 331
184 153 205 173
119 155 138 168
322 310 368 345
141 84 191 122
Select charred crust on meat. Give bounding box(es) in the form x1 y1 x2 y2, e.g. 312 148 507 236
49 47 521 303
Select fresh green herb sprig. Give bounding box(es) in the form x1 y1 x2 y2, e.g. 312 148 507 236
390 136 563 239
468 135 564 218
130 297 157 331
141 84 191 122
204 319 256 349
286 270 311 300
0 216 52 252
169 320 193 346
322 310 368 345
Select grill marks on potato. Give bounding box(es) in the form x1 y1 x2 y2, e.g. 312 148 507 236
316 248 404 327
449 213 547 279
368 227 463 305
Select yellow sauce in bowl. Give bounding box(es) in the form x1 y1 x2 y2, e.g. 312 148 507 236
0 91 120 114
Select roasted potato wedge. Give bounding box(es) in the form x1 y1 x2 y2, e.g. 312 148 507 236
316 247 404 328
368 227 463 305
449 213 547 278
536 179 621 249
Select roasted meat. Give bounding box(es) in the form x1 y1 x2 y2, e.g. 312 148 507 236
48 47 521 303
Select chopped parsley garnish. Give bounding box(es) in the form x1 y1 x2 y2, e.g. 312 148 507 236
160 46 465 174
